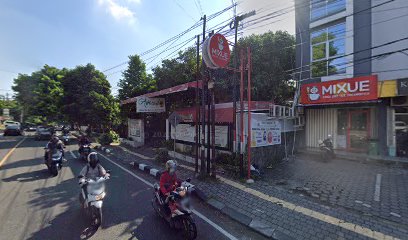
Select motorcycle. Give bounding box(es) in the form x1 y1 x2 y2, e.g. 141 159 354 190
318 135 335 161
62 134 69 145
79 144 91 162
152 179 197 240
45 148 63 176
78 172 110 228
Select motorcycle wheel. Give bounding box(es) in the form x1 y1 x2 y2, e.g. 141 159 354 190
182 216 197 240
50 165 58 176
91 207 102 228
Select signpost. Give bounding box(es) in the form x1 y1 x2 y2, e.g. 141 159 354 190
136 97 165 113
169 112 183 154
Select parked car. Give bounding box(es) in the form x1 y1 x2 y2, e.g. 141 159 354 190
36 126 53 140
4 120 20 128
4 125 22 136
395 121 408 132
22 123 37 132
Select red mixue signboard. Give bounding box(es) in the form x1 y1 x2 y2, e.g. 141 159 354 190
300 75 378 104
203 33 231 69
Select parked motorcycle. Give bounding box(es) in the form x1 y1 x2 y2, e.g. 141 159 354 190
318 135 335 161
78 172 110 228
152 179 197 240
79 144 91 162
45 148 63 176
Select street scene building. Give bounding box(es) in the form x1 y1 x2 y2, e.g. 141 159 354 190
296 0 408 158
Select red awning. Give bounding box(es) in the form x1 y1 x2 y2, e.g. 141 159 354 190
121 80 203 105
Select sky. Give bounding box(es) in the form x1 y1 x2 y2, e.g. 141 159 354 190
0 0 294 97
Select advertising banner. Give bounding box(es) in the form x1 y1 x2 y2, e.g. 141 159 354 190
251 118 281 147
136 97 165 113
301 75 378 104
171 124 229 148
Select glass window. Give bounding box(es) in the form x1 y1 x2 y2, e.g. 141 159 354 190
311 22 346 77
311 0 346 21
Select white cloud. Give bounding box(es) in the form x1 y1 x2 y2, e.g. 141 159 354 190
126 0 141 4
98 0 136 24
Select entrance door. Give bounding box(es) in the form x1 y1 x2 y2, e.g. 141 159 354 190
347 110 370 152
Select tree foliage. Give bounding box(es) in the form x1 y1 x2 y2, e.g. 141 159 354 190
117 55 157 101
62 64 120 129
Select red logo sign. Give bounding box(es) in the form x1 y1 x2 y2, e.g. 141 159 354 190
300 75 378 104
203 33 230 68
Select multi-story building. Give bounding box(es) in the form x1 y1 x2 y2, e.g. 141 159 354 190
295 0 408 157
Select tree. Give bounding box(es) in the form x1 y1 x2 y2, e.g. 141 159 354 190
153 47 197 90
219 31 296 104
12 65 65 124
117 55 157 101
62 64 119 130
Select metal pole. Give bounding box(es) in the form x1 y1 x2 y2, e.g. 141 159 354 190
200 15 207 176
211 85 216 178
232 18 238 155
174 115 176 154
247 47 252 180
195 34 200 174
207 88 211 174
239 49 245 177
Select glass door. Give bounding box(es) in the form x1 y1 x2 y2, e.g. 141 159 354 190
347 110 370 152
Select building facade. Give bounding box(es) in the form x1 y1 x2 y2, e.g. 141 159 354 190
295 0 408 157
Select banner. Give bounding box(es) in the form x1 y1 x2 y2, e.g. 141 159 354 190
171 124 229 148
301 75 378 105
136 97 165 113
251 118 281 147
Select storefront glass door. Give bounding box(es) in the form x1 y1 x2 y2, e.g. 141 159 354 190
348 110 370 151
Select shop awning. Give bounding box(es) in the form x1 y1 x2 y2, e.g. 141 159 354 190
121 80 203 105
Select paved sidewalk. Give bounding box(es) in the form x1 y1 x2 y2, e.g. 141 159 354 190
259 155 408 225
108 144 408 240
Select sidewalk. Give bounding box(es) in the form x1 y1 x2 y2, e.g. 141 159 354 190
106 144 408 240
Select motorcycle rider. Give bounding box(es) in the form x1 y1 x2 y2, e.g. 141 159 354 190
78 134 91 155
159 160 180 214
78 152 109 197
62 126 69 135
44 135 65 165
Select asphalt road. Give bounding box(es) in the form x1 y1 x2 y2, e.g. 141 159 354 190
0 136 267 240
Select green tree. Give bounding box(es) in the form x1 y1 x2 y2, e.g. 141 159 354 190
153 47 197 90
12 65 65 124
117 55 157 101
62 64 119 130
221 31 296 104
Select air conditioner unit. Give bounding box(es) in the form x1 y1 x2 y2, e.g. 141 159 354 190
391 96 408 106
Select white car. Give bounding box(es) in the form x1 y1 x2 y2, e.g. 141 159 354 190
4 120 20 128
395 121 408 132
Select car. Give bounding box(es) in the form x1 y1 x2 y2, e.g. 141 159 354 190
395 121 408 132
35 126 53 140
4 120 20 128
4 125 22 136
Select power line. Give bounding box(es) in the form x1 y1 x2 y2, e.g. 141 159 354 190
172 0 196 22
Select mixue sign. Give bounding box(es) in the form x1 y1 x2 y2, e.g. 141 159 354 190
301 75 378 104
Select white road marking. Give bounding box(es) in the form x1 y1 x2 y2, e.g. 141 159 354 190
69 151 77 159
98 153 238 240
374 174 382 202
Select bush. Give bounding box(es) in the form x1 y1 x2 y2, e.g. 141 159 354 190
99 130 119 145
162 140 174 151
155 148 169 164
216 152 240 166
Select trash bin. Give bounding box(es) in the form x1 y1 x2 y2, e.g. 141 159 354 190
368 139 378 156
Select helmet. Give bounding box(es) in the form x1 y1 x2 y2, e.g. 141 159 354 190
88 152 99 168
51 134 59 143
165 160 177 175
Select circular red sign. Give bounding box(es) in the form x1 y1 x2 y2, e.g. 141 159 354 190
206 33 230 68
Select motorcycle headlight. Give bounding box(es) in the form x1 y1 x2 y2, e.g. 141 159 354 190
95 192 106 201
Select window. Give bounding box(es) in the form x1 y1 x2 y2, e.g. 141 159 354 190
311 22 346 77
311 0 346 21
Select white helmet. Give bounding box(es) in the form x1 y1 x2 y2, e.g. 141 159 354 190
165 160 177 174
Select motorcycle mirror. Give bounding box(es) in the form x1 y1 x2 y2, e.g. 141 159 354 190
78 175 83 179
186 178 191 183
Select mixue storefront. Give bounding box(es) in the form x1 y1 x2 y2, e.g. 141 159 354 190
300 75 390 155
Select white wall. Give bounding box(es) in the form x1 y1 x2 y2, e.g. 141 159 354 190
371 0 408 81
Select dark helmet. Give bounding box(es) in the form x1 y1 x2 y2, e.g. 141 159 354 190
88 152 99 168
51 134 59 143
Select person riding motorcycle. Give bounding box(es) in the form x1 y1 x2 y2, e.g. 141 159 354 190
78 152 109 196
159 160 181 213
44 135 65 165
62 126 69 135
78 134 91 154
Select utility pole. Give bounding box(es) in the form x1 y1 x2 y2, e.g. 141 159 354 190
230 10 256 177
200 14 207 176
195 34 200 174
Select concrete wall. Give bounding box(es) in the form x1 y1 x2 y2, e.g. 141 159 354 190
371 0 408 81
